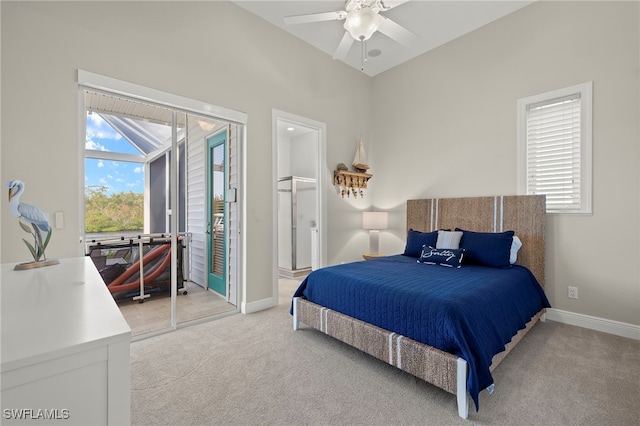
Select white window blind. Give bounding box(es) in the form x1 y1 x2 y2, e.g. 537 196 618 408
517 82 592 214
526 94 581 211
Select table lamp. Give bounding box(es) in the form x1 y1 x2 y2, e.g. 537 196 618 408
362 211 388 255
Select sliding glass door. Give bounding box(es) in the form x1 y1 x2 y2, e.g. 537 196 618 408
81 79 243 337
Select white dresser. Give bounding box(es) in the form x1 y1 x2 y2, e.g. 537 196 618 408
1 257 131 425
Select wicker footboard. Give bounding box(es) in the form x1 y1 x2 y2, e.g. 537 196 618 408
292 297 545 419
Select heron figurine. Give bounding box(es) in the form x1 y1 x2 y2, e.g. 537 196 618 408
8 179 58 268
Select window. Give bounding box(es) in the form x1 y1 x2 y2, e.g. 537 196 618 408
517 82 592 214
85 109 147 237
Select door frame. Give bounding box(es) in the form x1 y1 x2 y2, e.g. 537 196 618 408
78 70 247 330
271 110 327 296
206 130 228 297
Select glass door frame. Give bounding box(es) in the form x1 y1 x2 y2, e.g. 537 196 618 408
78 70 247 337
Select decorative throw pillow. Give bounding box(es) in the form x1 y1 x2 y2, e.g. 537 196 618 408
456 228 515 268
403 229 438 258
436 230 463 249
418 246 465 268
510 236 522 264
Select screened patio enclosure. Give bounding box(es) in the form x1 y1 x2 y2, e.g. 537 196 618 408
82 88 241 334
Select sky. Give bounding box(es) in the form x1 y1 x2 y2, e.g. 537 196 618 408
85 112 144 194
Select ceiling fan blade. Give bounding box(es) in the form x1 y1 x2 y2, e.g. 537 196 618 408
377 16 418 46
380 0 410 11
332 32 355 60
284 10 346 25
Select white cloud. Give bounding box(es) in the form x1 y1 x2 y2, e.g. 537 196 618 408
85 137 107 151
97 160 104 168
88 113 105 125
134 166 144 174
86 112 121 140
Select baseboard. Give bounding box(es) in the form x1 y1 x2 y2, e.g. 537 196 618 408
278 267 311 279
242 296 278 314
239 300 640 339
545 308 640 340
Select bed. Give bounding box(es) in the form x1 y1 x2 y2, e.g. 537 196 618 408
291 195 549 419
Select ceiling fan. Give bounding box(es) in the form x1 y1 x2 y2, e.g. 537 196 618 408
284 0 417 61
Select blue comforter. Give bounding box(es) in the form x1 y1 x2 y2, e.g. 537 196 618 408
292 255 550 410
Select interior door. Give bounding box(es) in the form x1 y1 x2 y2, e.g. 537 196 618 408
207 131 227 296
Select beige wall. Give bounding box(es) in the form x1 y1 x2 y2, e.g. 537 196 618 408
2 1 638 326
0 1 373 303
372 1 640 325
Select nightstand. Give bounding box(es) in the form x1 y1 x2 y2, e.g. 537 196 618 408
362 253 385 260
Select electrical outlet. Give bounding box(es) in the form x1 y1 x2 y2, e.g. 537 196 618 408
568 286 578 299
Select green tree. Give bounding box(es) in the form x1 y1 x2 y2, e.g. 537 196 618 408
85 186 144 233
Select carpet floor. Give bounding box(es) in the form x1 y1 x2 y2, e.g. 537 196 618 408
130 278 640 425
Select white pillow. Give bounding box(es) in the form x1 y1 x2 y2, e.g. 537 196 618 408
510 236 522 264
436 230 463 250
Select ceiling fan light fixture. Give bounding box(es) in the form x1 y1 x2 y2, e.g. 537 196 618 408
343 7 382 41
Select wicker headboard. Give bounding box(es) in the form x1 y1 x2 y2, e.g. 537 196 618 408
406 195 545 287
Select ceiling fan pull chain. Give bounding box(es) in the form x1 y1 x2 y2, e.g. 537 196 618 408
361 40 369 71
365 39 368 63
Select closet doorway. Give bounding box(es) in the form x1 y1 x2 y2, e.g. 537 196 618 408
272 111 326 288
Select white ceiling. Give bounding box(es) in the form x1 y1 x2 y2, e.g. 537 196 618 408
233 0 535 76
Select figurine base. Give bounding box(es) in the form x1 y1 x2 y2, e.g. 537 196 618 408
14 258 60 271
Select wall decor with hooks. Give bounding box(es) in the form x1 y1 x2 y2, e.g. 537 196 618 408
334 169 372 199
334 138 373 199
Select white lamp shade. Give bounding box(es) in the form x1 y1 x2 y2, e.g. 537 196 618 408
362 211 388 230
343 7 382 41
